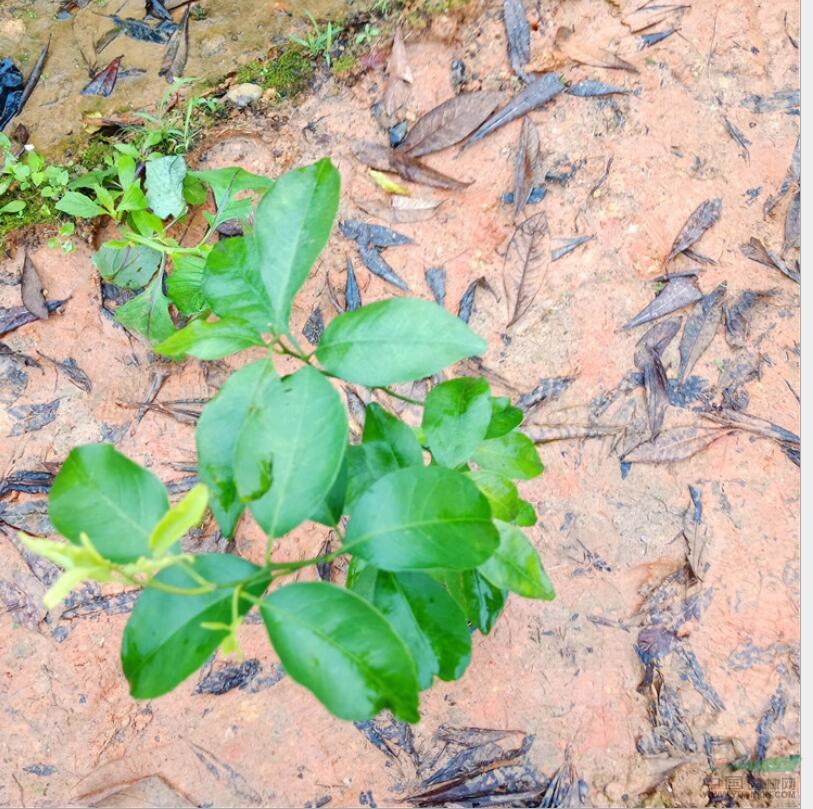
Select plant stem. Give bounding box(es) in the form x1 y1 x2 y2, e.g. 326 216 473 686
376 386 423 406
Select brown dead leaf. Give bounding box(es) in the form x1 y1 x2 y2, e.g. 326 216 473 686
554 27 639 72
384 28 412 117
622 5 687 33
623 276 702 330
514 116 541 218
677 284 726 382
528 424 622 442
622 426 733 464
667 198 722 261
354 196 442 224
21 252 49 321
400 91 503 157
352 141 471 190
503 212 550 328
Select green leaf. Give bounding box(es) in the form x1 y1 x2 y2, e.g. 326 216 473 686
345 466 499 570
473 432 544 480
129 209 165 237
514 498 537 527
201 235 275 332
148 483 209 556
479 521 554 600
344 442 400 512
55 191 106 218
349 565 471 689
154 317 264 360
49 444 169 563
118 182 149 213
363 403 424 467
422 378 492 468
182 173 208 206
93 241 162 289
308 454 347 527
437 569 507 635
253 158 340 332
196 359 275 537
145 155 188 219
317 298 487 386
167 252 207 315
116 153 136 190
115 273 175 345
191 166 274 227
122 554 269 698
466 469 521 522
234 365 348 537
260 582 419 722
485 396 523 438
0 199 25 214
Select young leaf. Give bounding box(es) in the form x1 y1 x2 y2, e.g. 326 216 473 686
345 466 499 570
261 582 420 722
149 483 208 556
49 444 169 563
316 298 487 386
486 396 523 438
167 252 206 315
473 431 544 480
202 236 275 332
349 566 471 689
234 365 348 538
437 569 507 634
196 360 276 537
422 378 492 468
190 166 274 228
122 554 269 698
479 521 554 599
363 403 424 467
154 317 264 360
145 155 188 219
93 242 163 289
115 273 176 345
55 191 106 219
253 158 340 332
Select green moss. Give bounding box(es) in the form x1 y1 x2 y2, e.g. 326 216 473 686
236 49 314 98
77 137 117 172
0 189 59 245
332 53 357 75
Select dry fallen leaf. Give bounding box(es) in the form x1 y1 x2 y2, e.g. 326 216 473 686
503 212 550 328
400 91 503 157
513 116 541 218
623 275 703 330
667 198 722 261
21 252 49 321
623 426 733 464
352 141 471 190
465 73 565 147
383 28 412 117
554 27 639 72
677 284 725 382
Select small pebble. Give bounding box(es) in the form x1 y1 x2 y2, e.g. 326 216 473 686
226 83 262 108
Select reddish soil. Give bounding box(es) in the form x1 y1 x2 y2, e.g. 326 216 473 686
1 0 800 806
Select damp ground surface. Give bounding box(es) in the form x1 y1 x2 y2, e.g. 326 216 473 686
0 0 801 806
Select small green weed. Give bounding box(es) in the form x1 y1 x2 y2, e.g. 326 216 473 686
290 12 343 67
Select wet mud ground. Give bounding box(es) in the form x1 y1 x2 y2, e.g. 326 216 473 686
0 0 801 806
